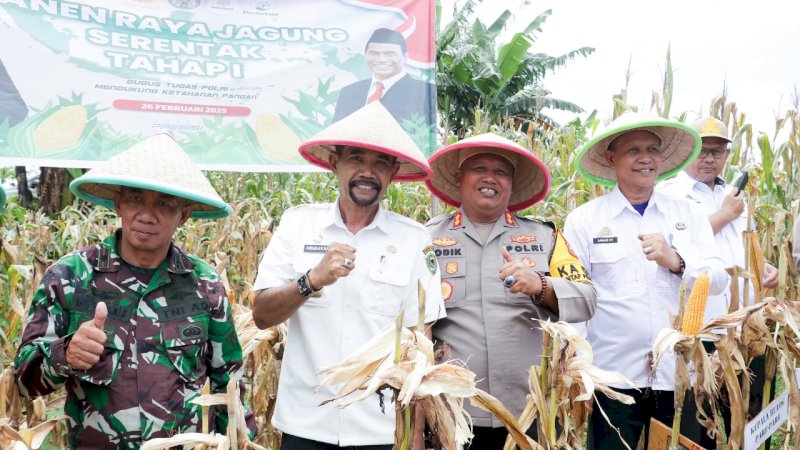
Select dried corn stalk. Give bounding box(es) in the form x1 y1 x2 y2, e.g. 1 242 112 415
141 378 266 450
317 322 534 450
507 321 635 450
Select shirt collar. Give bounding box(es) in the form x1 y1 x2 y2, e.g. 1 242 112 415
609 186 662 217
327 197 389 234
96 230 193 274
450 209 518 229
371 71 406 92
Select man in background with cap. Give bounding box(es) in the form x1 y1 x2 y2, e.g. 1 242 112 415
15 134 254 449
562 113 728 449
658 116 778 447
425 133 596 448
252 102 444 450
332 28 434 127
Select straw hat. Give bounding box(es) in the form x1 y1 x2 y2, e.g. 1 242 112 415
426 133 551 211
69 133 232 219
576 113 701 186
299 102 432 182
692 117 731 143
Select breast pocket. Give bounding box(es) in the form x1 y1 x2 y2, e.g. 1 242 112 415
364 265 410 317
589 244 632 292
161 315 210 385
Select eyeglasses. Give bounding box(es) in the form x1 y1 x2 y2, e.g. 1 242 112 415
697 147 728 160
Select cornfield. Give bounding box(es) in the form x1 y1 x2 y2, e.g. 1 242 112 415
1 86 799 449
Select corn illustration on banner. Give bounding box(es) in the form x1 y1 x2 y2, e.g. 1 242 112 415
0 0 437 170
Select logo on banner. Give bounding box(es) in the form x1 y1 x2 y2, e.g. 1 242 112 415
169 0 201 9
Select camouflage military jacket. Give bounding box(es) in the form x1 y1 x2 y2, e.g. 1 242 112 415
15 231 249 449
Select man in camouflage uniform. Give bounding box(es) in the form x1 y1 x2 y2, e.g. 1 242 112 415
15 134 254 449
425 134 597 448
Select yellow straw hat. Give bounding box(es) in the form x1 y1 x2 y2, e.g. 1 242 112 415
69 133 232 219
692 117 731 143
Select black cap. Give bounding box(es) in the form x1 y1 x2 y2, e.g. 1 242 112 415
365 28 407 54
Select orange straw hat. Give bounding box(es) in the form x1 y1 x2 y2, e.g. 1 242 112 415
426 133 551 211
298 102 432 182
69 133 232 219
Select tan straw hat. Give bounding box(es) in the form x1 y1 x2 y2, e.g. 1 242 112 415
426 133 551 211
692 117 731 143
69 133 232 219
299 102 432 182
576 112 701 186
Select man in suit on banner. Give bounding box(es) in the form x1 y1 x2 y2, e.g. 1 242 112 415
333 28 434 127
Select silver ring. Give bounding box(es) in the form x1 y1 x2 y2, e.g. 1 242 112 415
343 258 353 268
504 275 516 287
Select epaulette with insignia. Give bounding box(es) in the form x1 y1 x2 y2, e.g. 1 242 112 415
425 212 454 227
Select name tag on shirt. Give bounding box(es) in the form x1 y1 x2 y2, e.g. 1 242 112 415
592 237 618 244
304 244 328 253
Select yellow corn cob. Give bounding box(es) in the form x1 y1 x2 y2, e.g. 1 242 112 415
254 113 303 163
681 272 710 335
33 105 88 153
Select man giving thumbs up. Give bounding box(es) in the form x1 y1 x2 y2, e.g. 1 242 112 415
14 134 254 449
424 134 596 448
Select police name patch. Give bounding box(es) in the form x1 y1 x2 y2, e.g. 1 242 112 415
304 244 328 253
423 245 438 274
592 237 618 244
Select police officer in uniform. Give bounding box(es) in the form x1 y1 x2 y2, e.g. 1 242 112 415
425 133 596 448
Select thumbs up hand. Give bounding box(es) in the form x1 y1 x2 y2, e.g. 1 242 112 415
66 302 108 371
499 248 541 296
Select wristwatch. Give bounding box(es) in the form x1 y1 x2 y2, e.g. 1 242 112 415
297 270 320 297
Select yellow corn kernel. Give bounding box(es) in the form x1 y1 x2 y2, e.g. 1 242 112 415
681 272 710 335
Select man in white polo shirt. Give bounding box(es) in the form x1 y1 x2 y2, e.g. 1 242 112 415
252 102 445 450
563 113 728 449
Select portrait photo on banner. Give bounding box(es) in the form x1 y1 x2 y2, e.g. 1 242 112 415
0 0 437 172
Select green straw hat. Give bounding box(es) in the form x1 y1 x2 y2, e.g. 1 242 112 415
299 101 432 182
69 133 232 219
576 112 701 186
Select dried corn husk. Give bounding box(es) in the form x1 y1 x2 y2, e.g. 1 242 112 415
0 416 70 450
317 323 533 450
507 321 635 450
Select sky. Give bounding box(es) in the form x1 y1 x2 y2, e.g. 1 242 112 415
439 0 799 139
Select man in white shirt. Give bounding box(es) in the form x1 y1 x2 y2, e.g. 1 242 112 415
332 28 434 127
563 113 728 449
252 102 445 450
657 116 778 447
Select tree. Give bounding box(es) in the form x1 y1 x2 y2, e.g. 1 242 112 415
436 0 595 137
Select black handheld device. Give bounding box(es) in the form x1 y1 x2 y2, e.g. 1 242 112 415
734 171 749 195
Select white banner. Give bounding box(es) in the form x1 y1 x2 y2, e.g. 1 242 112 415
0 0 436 171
